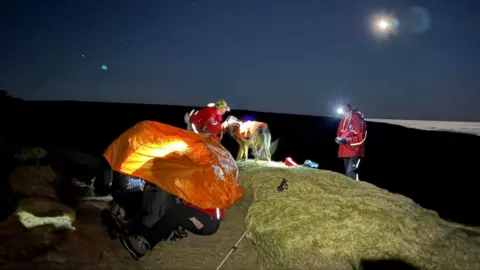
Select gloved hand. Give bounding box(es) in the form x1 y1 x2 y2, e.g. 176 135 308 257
170 226 188 242
335 137 348 145
221 121 229 129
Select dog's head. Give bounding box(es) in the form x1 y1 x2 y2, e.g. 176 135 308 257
223 115 243 138
225 117 269 141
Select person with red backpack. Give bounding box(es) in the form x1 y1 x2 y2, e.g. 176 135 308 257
186 99 231 143
335 103 367 181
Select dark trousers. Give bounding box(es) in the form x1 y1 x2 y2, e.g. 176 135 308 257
343 156 361 181
93 157 113 196
95 157 145 220
141 203 220 248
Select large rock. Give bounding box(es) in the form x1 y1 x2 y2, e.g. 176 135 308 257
9 165 60 199
1 163 76 261
15 197 76 231
0 197 76 260
238 161 480 270
14 147 48 161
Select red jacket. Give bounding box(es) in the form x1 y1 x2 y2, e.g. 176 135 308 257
187 106 226 219
189 106 223 142
184 202 225 220
337 110 367 158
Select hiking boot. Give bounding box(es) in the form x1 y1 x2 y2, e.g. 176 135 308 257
120 234 151 260
107 201 130 226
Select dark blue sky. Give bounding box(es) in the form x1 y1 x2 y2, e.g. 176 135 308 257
1 1 479 120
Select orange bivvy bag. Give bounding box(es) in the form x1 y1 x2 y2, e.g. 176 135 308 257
103 120 244 210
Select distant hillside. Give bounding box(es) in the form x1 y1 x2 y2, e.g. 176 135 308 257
367 119 480 136
6 99 479 136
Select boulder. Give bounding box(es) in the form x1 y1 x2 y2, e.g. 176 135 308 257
238 161 480 270
14 147 48 161
1 162 76 261
9 165 60 199
0 197 75 260
15 197 76 231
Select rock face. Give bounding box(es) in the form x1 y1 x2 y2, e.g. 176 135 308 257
238 161 480 270
0 151 76 261
9 165 60 199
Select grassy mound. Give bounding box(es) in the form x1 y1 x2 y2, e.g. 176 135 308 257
238 161 480 270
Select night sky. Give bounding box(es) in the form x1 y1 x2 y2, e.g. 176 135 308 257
2 1 480 121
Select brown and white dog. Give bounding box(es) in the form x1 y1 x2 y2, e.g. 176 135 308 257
224 116 278 162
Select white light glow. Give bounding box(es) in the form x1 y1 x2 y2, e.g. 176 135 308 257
378 20 389 30
369 13 397 40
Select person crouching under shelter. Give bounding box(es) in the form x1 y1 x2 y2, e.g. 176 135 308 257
335 103 367 181
99 120 243 261
119 193 224 260
186 99 231 143
96 156 226 260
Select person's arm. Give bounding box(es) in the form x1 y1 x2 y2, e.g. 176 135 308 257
347 116 367 146
203 117 223 135
337 119 344 137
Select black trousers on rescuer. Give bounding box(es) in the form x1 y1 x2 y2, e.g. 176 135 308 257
94 157 114 196
140 203 220 248
343 156 361 181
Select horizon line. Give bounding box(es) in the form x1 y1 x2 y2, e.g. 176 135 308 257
12 98 480 123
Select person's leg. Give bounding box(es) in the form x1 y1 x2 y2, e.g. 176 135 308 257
93 157 113 196
120 203 220 260
353 157 361 181
343 158 350 176
345 157 361 181
144 203 220 242
107 172 145 229
174 205 220 236
139 183 174 228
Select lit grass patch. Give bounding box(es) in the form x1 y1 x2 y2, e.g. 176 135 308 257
238 160 480 270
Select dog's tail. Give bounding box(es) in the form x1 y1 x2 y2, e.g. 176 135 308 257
270 138 279 156
253 125 279 160
259 126 271 159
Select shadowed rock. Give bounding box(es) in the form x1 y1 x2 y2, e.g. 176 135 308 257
9 165 60 200
0 197 75 261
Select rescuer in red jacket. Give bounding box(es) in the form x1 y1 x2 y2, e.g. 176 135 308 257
187 99 230 143
335 103 367 181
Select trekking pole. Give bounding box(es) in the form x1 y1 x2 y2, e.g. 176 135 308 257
216 231 248 270
216 178 288 270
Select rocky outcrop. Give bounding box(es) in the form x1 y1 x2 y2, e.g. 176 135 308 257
0 148 76 261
